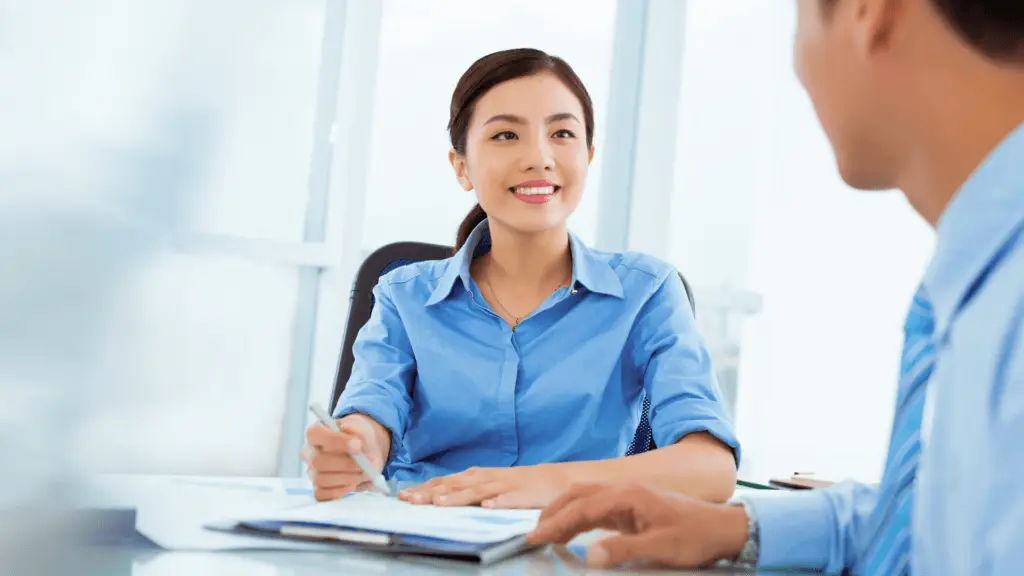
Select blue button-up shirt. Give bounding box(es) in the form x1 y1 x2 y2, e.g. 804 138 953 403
750 122 1024 574
334 222 739 483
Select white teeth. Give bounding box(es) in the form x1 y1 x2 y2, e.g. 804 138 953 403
513 186 556 196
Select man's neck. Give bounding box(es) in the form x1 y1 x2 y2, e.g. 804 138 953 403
483 222 572 290
897 63 1024 227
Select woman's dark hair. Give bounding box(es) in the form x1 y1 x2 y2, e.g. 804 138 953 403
449 48 595 253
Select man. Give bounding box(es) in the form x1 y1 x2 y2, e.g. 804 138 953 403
527 0 1024 573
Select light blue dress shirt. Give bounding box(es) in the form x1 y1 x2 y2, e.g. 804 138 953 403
749 121 1024 574
334 221 739 484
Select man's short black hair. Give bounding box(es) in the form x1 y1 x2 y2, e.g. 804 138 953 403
930 0 1024 60
822 0 1024 62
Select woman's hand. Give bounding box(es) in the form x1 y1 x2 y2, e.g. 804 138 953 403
300 413 390 501
399 464 573 509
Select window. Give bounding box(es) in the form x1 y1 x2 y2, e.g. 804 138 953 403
52 0 338 476
156 0 327 241
669 0 934 482
361 0 617 251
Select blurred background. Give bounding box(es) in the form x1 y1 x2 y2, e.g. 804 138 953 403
0 0 936 526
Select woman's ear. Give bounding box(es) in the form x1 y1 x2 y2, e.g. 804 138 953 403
588 145 595 165
449 149 474 191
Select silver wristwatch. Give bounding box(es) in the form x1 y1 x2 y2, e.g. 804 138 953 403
733 498 761 567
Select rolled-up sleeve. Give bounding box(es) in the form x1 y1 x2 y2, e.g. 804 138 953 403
629 271 741 463
333 279 415 464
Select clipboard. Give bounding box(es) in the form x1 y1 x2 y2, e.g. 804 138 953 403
204 519 538 565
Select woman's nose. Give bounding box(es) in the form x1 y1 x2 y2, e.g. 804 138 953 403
520 139 555 172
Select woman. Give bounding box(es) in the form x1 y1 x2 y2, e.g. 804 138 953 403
302 48 739 508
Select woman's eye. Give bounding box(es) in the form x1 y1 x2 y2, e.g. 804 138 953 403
552 129 576 139
491 131 518 141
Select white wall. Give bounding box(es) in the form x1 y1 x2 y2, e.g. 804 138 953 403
53 0 328 475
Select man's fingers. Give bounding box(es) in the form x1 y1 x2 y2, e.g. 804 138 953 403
588 530 688 569
537 483 609 523
528 494 624 545
587 533 650 569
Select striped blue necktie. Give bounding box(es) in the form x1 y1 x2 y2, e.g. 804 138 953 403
860 289 936 575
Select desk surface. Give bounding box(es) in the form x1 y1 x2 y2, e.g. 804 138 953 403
63 474 802 576
61 542 766 576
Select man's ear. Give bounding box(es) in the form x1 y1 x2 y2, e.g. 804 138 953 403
855 0 904 57
449 149 474 191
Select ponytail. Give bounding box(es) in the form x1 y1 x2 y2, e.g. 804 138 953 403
454 203 487 254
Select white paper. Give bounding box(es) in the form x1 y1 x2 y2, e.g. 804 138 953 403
134 480 332 551
254 492 542 544
76 474 314 509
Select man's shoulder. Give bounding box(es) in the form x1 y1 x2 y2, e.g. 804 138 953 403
952 227 1024 382
977 224 1024 321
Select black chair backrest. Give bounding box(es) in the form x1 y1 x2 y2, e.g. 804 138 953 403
331 241 453 414
330 241 697 456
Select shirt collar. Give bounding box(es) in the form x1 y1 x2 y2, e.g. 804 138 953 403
425 219 624 306
922 121 1024 338
568 232 625 299
424 221 484 307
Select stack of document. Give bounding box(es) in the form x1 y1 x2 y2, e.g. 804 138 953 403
257 492 540 543
129 476 328 552
210 492 544 563
93 475 546 563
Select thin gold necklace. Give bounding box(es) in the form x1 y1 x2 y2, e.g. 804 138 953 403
483 276 525 328
482 270 574 330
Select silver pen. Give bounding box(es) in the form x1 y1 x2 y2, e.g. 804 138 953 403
308 402 391 496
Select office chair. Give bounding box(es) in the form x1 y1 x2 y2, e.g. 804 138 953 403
329 240 697 456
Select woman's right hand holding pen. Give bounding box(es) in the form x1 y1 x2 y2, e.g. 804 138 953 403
301 413 391 501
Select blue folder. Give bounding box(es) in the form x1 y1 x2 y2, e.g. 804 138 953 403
205 518 538 565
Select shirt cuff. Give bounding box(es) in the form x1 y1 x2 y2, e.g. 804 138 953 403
746 490 833 571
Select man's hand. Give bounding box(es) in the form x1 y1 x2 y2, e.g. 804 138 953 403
526 483 750 569
398 464 571 509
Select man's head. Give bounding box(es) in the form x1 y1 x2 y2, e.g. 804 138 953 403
795 0 1024 192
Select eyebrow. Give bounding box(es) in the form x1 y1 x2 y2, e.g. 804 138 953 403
483 112 582 126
